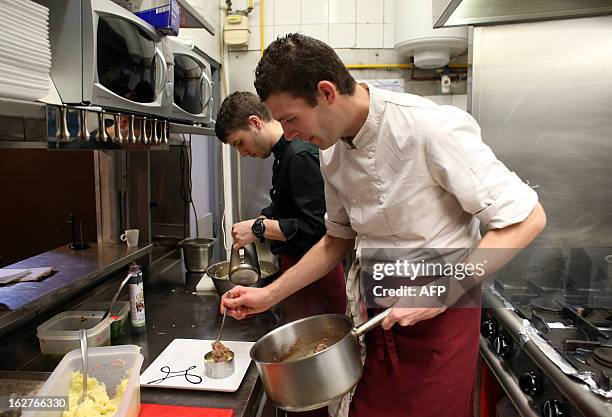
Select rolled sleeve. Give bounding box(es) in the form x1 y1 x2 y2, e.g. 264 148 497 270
278 218 299 241
425 107 539 229
261 201 275 219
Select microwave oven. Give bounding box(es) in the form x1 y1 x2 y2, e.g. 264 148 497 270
167 38 213 125
37 0 173 118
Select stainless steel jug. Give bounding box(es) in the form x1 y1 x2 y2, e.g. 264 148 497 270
228 243 261 286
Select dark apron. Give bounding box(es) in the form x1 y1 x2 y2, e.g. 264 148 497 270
278 254 347 321
349 305 481 417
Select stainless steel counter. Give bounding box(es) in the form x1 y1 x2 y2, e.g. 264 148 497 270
0 243 153 338
12 260 282 417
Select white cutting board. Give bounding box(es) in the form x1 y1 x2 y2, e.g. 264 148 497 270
140 339 255 392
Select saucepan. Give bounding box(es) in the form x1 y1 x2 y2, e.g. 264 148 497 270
250 308 391 411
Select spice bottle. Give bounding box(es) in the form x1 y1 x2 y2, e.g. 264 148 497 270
128 262 146 334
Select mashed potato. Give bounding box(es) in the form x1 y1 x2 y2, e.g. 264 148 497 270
63 371 129 417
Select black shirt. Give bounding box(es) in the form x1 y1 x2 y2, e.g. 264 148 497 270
261 136 327 258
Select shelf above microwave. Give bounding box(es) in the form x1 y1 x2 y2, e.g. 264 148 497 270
178 0 216 36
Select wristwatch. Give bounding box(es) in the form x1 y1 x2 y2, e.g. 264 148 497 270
252 218 266 242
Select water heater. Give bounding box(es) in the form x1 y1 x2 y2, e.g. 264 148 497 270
395 0 468 69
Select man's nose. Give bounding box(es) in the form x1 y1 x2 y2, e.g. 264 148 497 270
239 148 248 157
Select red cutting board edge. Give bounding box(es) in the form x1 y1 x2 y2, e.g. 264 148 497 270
139 403 234 417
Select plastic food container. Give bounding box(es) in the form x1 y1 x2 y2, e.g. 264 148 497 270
36 311 111 356
79 301 130 341
21 345 144 417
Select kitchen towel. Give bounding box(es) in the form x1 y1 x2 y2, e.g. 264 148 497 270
139 403 234 417
0 267 55 285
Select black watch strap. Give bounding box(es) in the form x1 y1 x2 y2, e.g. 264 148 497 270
252 218 265 242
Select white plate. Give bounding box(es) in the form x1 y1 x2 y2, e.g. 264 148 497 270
0 41 51 64
2 8 48 27
0 76 48 91
0 53 50 73
0 62 49 83
0 31 50 55
0 48 51 71
0 75 49 90
0 14 49 42
0 14 49 37
0 82 46 101
140 339 256 392
9 0 49 21
0 65 49 88
0 7 49 31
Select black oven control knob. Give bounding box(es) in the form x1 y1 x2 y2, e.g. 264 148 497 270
481 319 498 338
519 372 541 396
493 336 510 357
541 400 568 417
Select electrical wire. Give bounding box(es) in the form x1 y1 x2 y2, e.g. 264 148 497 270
187 133 199 237
179 140 189 237
178 134 200 238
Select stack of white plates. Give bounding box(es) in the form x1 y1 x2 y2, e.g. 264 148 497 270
0 0 50 102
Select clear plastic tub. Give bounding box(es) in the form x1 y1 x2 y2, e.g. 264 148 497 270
21 345 144 417
37 311 111 356
79 301 130 341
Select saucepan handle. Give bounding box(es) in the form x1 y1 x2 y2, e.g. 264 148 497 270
351 308 392 338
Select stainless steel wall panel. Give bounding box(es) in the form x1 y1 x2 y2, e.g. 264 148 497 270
471 16 612 246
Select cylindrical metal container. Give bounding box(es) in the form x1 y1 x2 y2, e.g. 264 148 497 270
250 309 391 411
179 238 215 272
204 350 235 379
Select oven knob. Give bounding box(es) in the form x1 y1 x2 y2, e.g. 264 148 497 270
541 399 568 417
519 372 541 396
493 336 510 357
481 319 497 338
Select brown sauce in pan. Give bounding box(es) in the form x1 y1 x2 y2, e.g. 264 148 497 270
271 332 345 362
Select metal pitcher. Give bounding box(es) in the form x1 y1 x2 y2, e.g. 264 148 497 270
228 243 260 286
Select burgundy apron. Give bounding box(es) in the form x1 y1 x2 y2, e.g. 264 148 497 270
278 254 347 417
348 306 481 417
278 254 347 321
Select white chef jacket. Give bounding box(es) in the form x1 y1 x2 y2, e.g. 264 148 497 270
320 84 539 253
322 84 539 417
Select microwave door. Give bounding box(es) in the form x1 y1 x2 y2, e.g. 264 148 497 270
88 3 170 117
172 53 212 123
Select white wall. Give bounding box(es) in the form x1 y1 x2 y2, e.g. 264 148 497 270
229 0 397 50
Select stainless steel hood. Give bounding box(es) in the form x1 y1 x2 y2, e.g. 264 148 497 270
433 0 612 28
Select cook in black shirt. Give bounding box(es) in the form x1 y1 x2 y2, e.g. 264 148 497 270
215 92 346 326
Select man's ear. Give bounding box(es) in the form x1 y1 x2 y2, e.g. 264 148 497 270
317 81 337 105
248 115 263 130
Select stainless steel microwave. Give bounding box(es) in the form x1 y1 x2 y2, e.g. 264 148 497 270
36 0 173 118
167 38 213 125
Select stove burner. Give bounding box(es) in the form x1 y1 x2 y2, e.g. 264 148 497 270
530 297 562 313
593 347 612 369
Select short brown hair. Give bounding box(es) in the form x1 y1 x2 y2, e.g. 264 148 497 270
215 91 273 143
254 33 356 106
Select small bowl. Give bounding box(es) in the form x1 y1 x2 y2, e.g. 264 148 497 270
204 350 235 379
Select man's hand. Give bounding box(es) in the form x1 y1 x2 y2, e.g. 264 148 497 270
231 220 257 249
220 285 276 320
381 307 447 330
